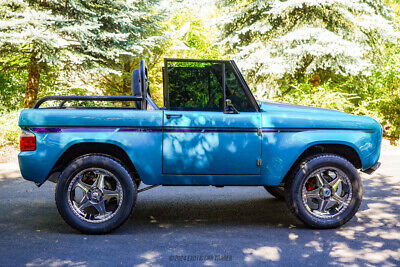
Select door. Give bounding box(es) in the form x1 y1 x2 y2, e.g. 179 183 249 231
162 59 262 175
162 111 261 175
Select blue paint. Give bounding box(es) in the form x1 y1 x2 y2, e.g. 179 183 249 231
162 111 261 175
18 102 382 186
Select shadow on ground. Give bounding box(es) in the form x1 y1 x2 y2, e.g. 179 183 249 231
0 149 399 266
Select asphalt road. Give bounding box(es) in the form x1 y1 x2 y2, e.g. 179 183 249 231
0 146 399 266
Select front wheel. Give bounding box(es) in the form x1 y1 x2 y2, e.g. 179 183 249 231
55 155 137 234
285 154 363 229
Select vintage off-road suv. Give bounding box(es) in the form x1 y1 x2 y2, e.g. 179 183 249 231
18 59 382 234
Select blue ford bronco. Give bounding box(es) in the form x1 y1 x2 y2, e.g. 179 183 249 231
18 59 382 234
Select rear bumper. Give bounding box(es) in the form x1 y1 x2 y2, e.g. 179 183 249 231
18 151 53 184
361 162 381 175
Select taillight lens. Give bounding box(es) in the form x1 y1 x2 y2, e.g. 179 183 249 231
20 130 36 151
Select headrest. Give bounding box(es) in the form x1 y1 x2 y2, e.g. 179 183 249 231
132 69 141 97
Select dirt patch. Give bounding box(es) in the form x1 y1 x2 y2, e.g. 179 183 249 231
0 145 18 164
381 138 399 152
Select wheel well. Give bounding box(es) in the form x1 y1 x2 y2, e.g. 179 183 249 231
281 144 362 185
49 142 139 182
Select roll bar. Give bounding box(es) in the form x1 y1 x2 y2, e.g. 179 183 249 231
33 95 142 109
33 59 159 110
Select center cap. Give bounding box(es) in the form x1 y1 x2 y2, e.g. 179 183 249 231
323 188 331 197
88 188 103 202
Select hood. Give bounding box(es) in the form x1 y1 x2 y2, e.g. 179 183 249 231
258 101 380 131
259 101 344 115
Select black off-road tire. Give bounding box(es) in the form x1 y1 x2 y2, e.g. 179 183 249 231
285 154 363 229
55 155 137 234
264 186 285 201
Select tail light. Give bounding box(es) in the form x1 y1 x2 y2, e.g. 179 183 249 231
20 130 36 151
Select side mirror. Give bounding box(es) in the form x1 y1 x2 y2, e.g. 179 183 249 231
225 99 239 114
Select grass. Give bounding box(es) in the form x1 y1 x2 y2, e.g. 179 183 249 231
0 110 20 163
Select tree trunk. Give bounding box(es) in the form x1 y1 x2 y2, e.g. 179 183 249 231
122 60 131 95
24 55 40 108
122 60 132 106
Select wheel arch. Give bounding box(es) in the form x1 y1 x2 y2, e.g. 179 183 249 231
281 143 362 185
48 142 140 183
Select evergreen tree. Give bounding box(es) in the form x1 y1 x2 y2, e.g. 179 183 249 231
43 0 164 96
219 0 399 94
0 0 163 107
0 0 70 107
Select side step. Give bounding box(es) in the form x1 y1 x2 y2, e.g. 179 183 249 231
137 185 225 192
361 162 381 175
138 185 160 193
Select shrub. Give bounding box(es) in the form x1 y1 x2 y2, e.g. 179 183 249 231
0 110 20 148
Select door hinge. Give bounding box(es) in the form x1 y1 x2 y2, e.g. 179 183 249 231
257 159 262 166
257 128 262 136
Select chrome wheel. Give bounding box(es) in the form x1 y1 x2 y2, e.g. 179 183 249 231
67 168 123 223
301 167 352 219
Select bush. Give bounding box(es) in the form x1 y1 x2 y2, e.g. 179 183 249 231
273 79 359 113
0 110 20 148
270 37 400 145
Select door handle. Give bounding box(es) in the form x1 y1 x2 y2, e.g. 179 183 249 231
166 114 182 119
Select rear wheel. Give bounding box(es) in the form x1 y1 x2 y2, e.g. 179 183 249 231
264 186 285 201
285 154 362 229
55 155 137 234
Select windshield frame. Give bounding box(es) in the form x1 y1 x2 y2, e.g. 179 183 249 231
163 58 261 112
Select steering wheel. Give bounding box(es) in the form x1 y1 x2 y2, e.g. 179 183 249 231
139 59 148 110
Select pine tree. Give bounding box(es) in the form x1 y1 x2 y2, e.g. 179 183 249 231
43 0 164 96
0 0 70 107
0 0 163 107
219 0 399 94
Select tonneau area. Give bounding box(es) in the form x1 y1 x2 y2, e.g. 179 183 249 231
19 109 162 128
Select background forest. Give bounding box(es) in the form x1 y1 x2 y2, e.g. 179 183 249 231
1 0 400 160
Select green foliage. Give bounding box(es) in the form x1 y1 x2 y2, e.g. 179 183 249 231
0 0 400 147
274 39 400 141
167 7 223 59
273 80 359 113
219 0 399 88
0 0 164 108
0 70 26 111
44 0 164 70
145 2 224 106
0 58 83 111
0 110 19 148
167 61 224 110
219 0 400 142
365 40 400 141
0 0 71 64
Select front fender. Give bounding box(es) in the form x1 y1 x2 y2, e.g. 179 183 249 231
260 129 380 185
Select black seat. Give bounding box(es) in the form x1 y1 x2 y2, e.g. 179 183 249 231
131 69 142 108
131 60 158 110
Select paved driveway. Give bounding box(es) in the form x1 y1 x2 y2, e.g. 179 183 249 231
0 145 399 266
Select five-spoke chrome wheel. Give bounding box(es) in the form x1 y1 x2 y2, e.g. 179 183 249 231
301 167 352 219
67 168 123 223
286 154 362 229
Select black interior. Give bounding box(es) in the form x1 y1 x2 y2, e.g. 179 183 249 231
165 60 256 112
131 69 142 108
131 59 159 110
